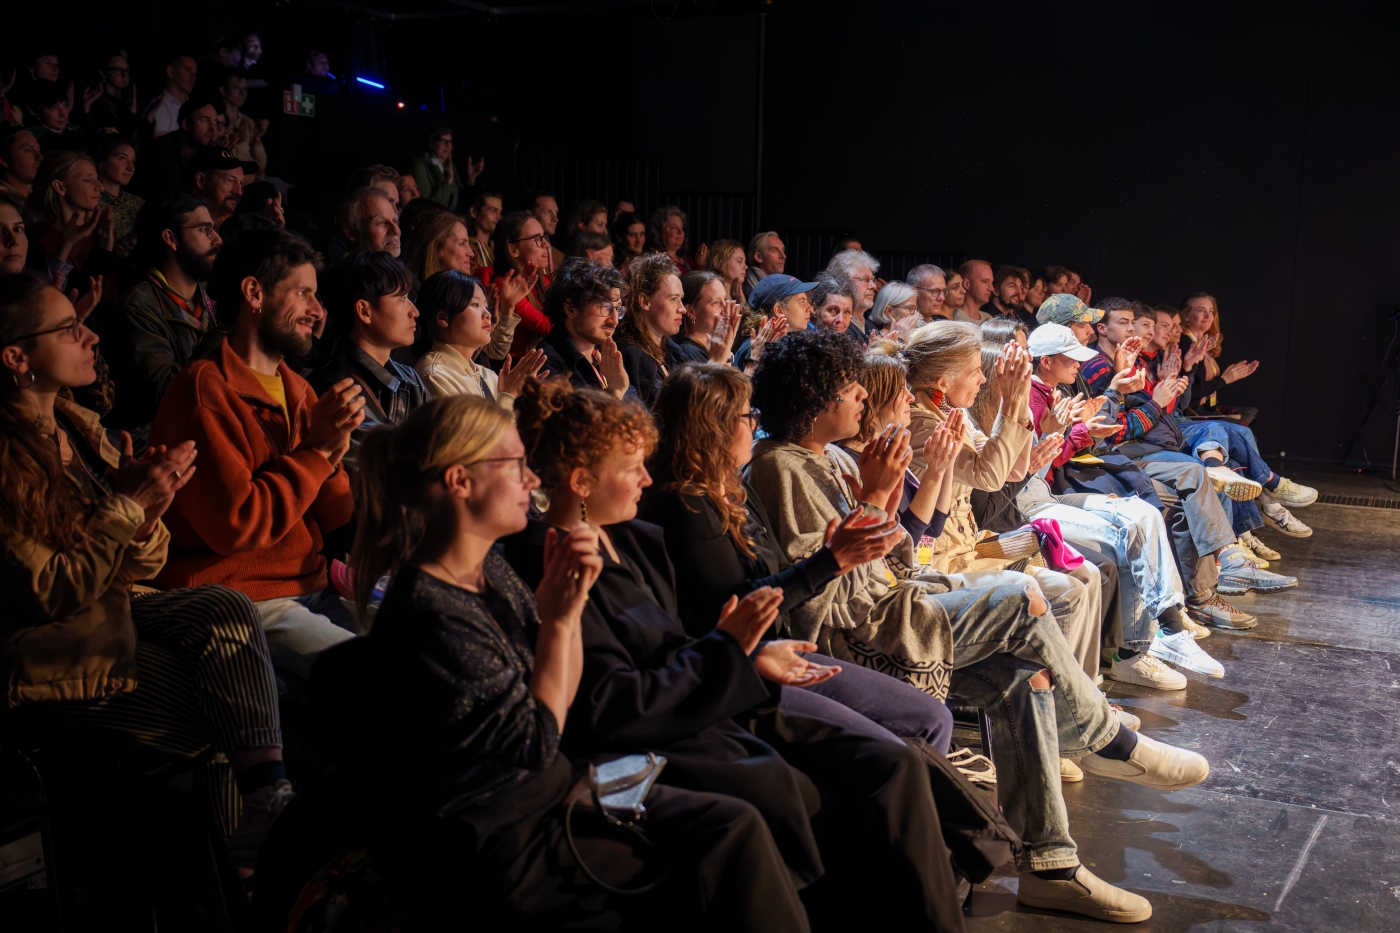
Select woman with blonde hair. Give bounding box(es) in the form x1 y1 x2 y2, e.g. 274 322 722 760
706 237 748 304
332 393 804 928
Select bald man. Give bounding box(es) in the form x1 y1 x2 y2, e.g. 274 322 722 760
956 259 995 323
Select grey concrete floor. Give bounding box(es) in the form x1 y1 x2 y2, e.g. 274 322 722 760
965 494 1400 932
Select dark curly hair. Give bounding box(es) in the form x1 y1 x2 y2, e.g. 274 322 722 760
543 256 625 327
752 329 866 443
513 377 656 492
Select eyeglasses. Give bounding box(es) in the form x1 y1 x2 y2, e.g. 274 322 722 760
104 67 130 76
181 222 217 238
7 317 82 345
512 233 549 248
460 456 528 482
740 408 762 428
585 300 624 316
912 285 947 298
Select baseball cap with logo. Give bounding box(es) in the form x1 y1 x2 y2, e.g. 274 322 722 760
189 146 260 176
1036 293 1104 326
1027 322 1099 361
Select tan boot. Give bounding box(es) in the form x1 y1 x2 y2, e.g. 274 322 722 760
1018 865 1152 923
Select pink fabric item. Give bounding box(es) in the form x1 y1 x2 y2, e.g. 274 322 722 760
1029 518 1084 572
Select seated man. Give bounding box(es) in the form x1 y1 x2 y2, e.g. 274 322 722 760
150 228 366 678
117 195 225 448
809 273 856 338
1067 296 1296 625
134 94 225 203
309 250 429 472
732 273 816 372
332 187 401 261
536 256 631 400
189 146 257 229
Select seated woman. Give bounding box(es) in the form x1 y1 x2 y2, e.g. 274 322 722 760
0 272 289 870
323 394 806 930
505 379 968 932
614 253 688 407
493 211 552 359
413 269 546 410
639 361 953 749
745 329 1209 925
671 271 743 366
893 322 1105 685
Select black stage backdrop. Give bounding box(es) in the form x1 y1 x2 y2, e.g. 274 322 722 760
7 0 1399 464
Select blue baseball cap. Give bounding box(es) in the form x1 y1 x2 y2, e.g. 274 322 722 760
750 274 818 310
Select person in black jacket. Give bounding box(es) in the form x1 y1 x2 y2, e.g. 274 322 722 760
614 252 687 406
505 378 970 933
537 257 635 400
258 394 809 930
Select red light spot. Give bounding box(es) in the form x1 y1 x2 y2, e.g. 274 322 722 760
397 101 405 109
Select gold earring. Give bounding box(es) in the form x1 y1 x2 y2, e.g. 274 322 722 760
580 498 588 523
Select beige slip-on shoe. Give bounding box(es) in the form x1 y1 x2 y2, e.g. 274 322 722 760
1079 731 1209 791
1018 865 1152 923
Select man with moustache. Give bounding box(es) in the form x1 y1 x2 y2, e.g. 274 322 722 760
150 227 366 677
538 257 635 400
189 147 256 229
118 195 227 445
339 187 401 258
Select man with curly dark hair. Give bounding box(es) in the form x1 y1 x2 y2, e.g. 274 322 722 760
752 329 865 443
745 329 1211 924
537 257 633 400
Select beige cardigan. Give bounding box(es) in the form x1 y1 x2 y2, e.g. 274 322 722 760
414 341 515 410
906 391 1033 575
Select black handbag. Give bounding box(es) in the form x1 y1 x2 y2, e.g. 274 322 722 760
564 753 671 895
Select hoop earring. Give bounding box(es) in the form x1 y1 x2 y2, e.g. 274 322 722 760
580 498 588 524
9 370 35 390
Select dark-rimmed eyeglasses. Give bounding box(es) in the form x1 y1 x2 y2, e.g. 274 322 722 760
6 317 82 345
181 222 217 238
462 456 528 482
512 233 549 248
740 408 762 429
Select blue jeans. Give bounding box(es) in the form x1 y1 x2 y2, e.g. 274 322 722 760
1178 419 1273 483
1134 451 1236 595
784 652 955 751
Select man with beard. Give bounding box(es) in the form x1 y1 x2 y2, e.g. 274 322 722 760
189 147 256 229
150 227 367 678
136 93 226 203
117 195 227 443
537 256 633 399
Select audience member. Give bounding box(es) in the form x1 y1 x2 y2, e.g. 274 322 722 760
144 53 198 137
869 280 920 337
137 93 225 203
233 180 285 228
340 394 807 929
615 252 686 406
992 265 1037 330
611 197 636 219
907 264 950 322
401 208 474 284
394 172 419 207
1 130 44 200
732 272 809 371
117 194 223 443
824 248 880 341
942 266 967 318
148 227 363 678
336 186 401 258
565 198 608 239
1044 265 1072 295
219 72 269 174
535 256 628 397
0 192 26 273
955 260 995 323
90 134 142 257
809 273 856 337
81 48 140 138
745 230 785 298
608 209 646 267
25 150 118 306
706 237 748 303
522 189 564 271
0 270 291 870
190 146 255 229
310 251 428 470
466 188 502 272
413 269 545 408
409 125 461 211
648 205 694 272
565 229 612 267
674 269 741 364
23 80 85 153
346 164 401 213
492 210 549 356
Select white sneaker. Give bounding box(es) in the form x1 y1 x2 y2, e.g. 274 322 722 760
227 779 294 870
1269 476 1317 508
1149 629 1224 678
1240 530 1281 562
1060 757 1084 782
1018 866 1153 923
948 746 997 785
1080 731 1210 791
1259 494 1313 538
1233 536 1270 569
1108 651 1188 690
1206 465 1262 501
1183 618 1211 640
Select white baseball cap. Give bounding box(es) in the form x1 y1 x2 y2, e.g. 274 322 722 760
1027 323 1098 361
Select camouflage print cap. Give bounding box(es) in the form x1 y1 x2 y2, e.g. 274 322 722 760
1036 293 1105 326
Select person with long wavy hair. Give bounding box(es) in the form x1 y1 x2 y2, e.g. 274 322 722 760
0 271 289 870
613 251 684 406
641 361 962 752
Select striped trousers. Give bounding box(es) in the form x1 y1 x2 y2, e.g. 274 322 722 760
18 584 281 835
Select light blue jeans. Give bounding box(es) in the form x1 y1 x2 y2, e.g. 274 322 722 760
938 582 1119 871
1022 495 1186 652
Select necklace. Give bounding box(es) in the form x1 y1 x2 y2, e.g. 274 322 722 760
425 560 486 592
